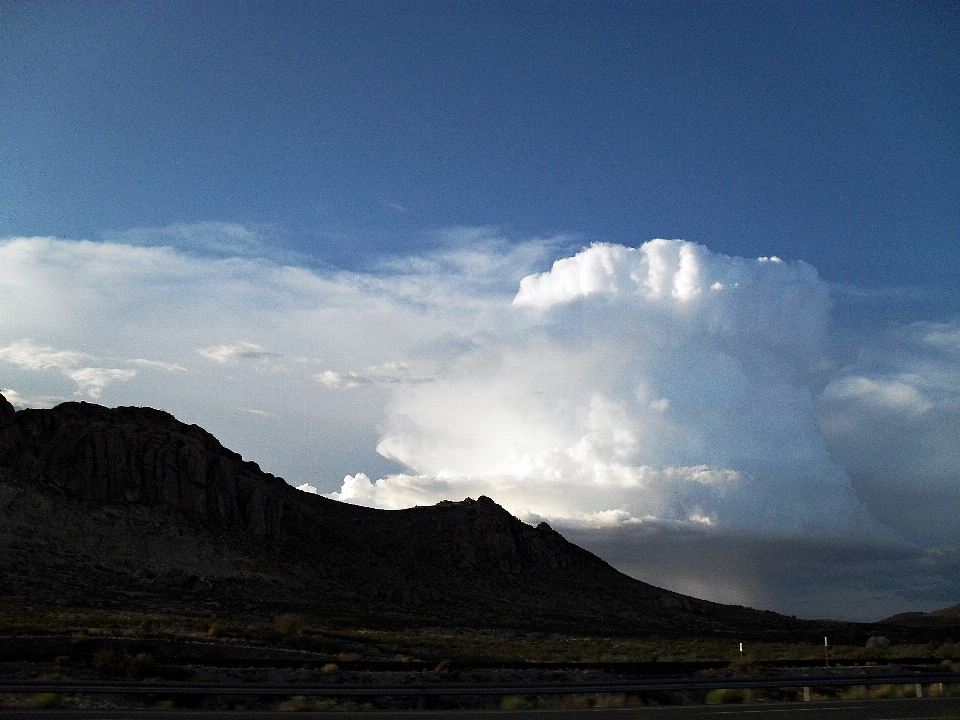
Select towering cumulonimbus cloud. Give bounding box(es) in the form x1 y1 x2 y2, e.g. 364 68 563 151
5 230 950 616
329 240 888 542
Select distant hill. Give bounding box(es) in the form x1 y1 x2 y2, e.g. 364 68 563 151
931 603 960 619
0 393 845 637
882 603 960 626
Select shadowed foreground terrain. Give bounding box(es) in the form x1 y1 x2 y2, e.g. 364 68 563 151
0 392 953 644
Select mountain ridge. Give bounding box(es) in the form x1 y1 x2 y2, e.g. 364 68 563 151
0 393 827 636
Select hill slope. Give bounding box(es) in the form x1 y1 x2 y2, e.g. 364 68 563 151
0 393 804 635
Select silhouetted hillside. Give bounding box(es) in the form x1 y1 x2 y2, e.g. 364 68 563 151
0 393 831 637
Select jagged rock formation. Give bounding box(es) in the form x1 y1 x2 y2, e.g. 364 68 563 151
0 393 14 424
0 395 811 635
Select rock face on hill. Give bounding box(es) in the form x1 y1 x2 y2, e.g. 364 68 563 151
0 395 807 635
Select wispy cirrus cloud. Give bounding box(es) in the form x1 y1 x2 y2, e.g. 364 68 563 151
127 358 189 372
0 339 136 398
102 221 304 263
198 342 276 364
238 407 278 418
315 361 437 389
0 339 87 372
67 367 138 398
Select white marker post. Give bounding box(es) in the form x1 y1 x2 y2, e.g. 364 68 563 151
824 636 829 668
739 642 743 661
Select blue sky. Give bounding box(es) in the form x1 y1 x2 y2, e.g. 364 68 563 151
3 2 957 286
1 1 959 621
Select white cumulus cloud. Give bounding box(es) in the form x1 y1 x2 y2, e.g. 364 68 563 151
328 240 883 542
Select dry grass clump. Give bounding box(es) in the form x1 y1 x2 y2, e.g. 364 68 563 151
274 613 304 636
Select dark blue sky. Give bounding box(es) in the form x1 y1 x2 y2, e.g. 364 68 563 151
1 1 957 286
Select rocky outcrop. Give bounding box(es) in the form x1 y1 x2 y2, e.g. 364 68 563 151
0 393 14 425
0 395 815 636
0 402 291 538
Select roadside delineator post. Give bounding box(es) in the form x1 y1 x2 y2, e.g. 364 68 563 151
803 686 810 702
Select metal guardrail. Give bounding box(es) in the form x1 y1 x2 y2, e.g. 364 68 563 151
1 672 958 696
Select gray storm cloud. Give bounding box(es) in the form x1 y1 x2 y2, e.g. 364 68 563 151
818 320 960 548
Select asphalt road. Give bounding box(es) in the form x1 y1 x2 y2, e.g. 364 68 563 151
4 672 959 696
2 697 960 719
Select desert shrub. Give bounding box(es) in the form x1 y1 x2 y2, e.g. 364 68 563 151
53 655 71 665
705 688 746 704
126 652 157 679
93 650 161 679
275 613 304 636
280 695 315 711
321 662 338 675
555 694 626 708
871 684 919 699
499 695 532 710
28 693 60 709
93 650 122 676
278 696 344 711
865 635 890 648
593 694 626 708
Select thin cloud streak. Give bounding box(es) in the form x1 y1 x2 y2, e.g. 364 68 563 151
0 339 137 398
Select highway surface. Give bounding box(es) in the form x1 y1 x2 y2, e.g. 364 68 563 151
3 671 959 696
1 697 960 719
